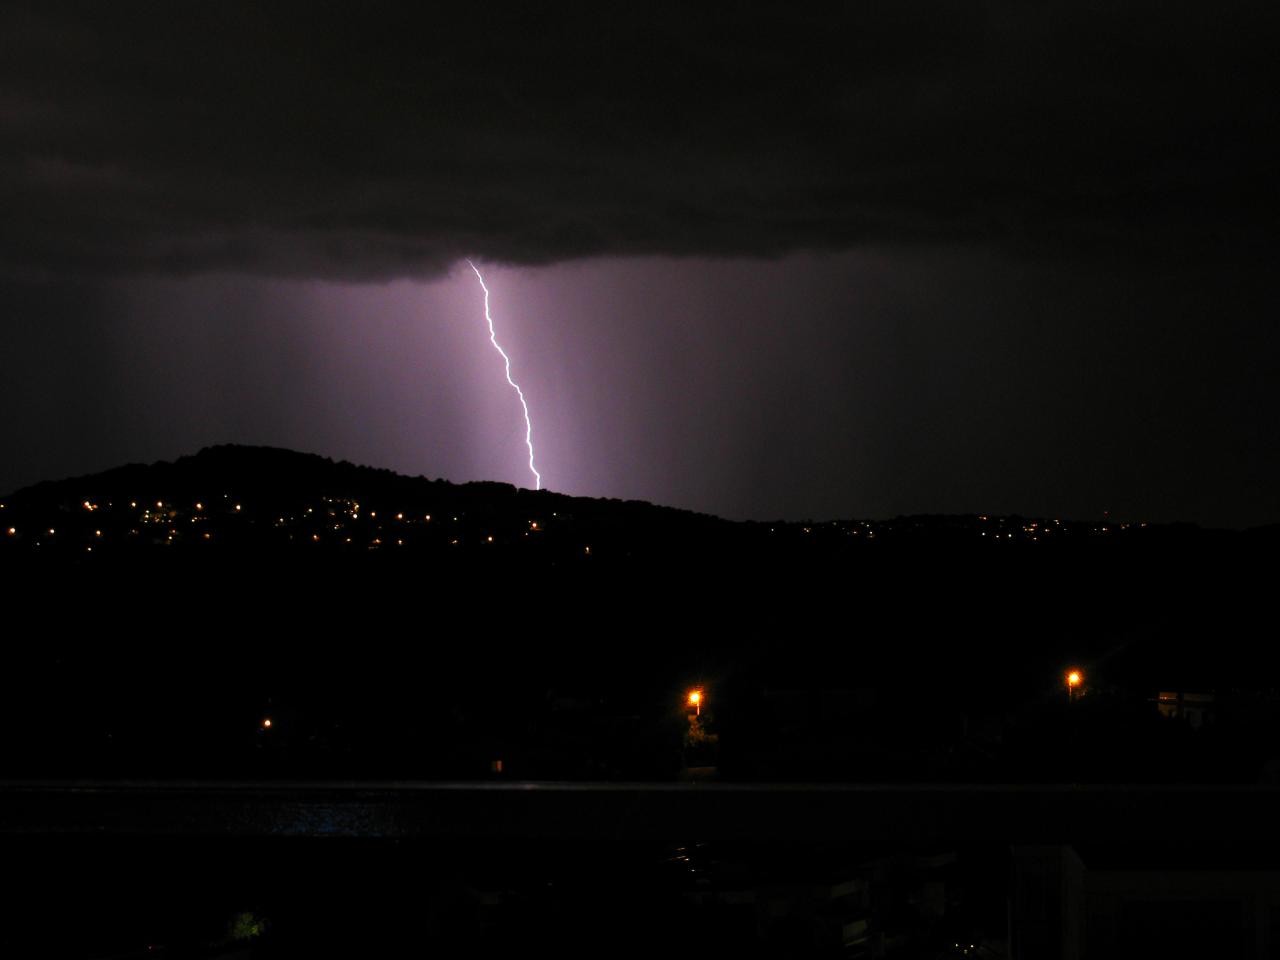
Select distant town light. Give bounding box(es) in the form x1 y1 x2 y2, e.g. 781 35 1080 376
396 513 403 520
1067 670 1082 687
195 502 203 510
262 718 272 729
688 690 703 716
234 504 241 512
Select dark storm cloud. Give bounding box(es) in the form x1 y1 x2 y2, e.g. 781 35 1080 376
2 2 1276 280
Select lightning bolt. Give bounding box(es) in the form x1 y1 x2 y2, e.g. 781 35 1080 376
466 259 542 490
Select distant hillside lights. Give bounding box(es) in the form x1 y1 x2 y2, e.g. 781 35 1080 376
86 496 464 551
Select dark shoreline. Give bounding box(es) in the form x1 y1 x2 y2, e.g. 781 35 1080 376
4 780 1278 864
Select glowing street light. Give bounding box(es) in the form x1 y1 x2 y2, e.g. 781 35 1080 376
1066 669 1083 701
688 690 702 716
262 717 272 729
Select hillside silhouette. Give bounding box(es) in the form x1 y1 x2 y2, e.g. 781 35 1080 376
3 443 1268 570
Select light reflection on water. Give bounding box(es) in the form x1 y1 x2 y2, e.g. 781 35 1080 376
265 802 395 837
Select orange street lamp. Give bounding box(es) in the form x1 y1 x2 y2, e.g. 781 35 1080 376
262 717 273 730
1066 670 1083 701
688 690 702 717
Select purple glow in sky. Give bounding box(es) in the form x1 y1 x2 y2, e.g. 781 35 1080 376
2 250 1273 528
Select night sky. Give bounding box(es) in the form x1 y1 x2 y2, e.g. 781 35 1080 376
2 3 1277 527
